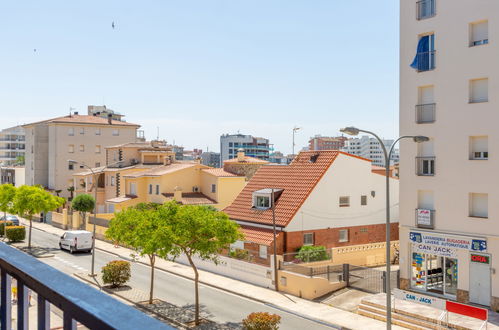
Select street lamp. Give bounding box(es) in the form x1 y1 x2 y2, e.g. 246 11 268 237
68 159 122 277
339 127 428 329
292 126 301 156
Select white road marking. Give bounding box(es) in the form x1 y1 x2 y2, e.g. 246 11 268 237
53 256 89 272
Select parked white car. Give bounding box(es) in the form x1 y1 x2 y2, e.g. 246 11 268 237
59 230 93 253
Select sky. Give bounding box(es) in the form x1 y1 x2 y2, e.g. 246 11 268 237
0 1 399 154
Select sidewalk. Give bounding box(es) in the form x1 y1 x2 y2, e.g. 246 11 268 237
22 219 400 330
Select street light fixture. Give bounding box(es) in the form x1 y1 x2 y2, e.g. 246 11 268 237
68 159 122 277
339 127 428 329
292 126 301 156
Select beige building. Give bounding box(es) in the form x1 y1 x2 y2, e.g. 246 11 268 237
400 0 498 309
24 112 140 198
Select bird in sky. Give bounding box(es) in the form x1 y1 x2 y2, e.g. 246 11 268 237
112 21 115 29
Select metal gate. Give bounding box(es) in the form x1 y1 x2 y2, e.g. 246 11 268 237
346 265 400 294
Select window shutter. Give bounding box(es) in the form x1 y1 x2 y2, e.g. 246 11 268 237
472 21 488 43
470 79 488 103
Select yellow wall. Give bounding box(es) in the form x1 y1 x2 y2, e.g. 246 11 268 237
331 241 399 267
278 270 346 300
200 172 219 201
216 177 246 210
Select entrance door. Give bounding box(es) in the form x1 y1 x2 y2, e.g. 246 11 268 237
470 253 491 306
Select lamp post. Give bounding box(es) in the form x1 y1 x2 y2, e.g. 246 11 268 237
271 188 279 292
339 127 428 329
292 126 301 156
68 160 122 277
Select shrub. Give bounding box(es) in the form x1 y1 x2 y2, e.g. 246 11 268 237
5 226 26 242
296 245 329 263
101 260 131 288
229 248 250 260
242 312 281 330
0 221 13 236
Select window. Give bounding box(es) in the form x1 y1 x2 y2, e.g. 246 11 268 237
416 140 435 176
149 184 152 194
230 240 244 250
80 128 85 135
110 176 115 186
68 128 74 136
255 195 270 209
470 21 488 47
339 196 350 207
410 34 435 72
211 184 216 193
68 164 74 170
470 78 488 103
156 185 159 195
259 245 268 259
416 85 435 123
79 145 84 152
95 145 101 154
95 162 101 167
68 144 74 153
112 129 119 136
130 183 137 196
361 195 367 206
470 136 488 160
339 229 349 243
229 142 233 147
95 128 101 135
470 193 488 218
303 233 314 246
416 0 436 20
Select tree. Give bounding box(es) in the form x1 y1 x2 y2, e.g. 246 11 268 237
71 194 95 229
0 184 16 236
106 202 176 304
12 185 64 248
15 155 25 165
166 204 243 325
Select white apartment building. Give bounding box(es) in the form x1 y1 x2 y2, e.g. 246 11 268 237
0 126 25 166
220 134 272 162
400 0 498 309
24 112 140 199
341 136 399 166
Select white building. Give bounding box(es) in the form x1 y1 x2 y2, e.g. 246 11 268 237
341 136 399 166
220 134 272 162
399 0 498 309
0 126 25 166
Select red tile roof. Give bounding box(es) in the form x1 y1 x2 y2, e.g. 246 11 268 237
202 168 241 177
23 115 140 127
223 150 340 227
239 225 278 246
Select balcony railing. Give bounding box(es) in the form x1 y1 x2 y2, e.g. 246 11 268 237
414 50 436 72
415 103 436 123
0 242 171 329
416 156 435 176
415 208 435 229
417 0 436 20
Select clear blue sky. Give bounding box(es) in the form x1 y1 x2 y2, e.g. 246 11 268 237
0 1 399 154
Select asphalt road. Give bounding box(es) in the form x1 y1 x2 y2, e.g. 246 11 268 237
30 227 337 329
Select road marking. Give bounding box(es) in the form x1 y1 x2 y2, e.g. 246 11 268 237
53 256 89 272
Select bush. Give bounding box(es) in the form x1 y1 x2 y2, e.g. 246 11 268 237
296 245 329 263
5 226 26 242
229 248 250 261
242 312 281 330
0 221 13 236
101 260 131 288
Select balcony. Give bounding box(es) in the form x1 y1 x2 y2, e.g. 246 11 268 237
415 103 436 123
416 156 435 176
416 0 436 20
413 50 436 72
0 242 171 329
415 208 435 229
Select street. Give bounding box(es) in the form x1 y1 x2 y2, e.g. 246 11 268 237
30 227 337 329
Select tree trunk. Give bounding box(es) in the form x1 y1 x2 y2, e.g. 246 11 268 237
28 216 32 249
186 253 200 325
148 254 155 304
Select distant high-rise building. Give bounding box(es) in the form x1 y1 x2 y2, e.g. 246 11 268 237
341 136 399 166
201 151 221 168
308 135 347 151
0 125 25 166
220 134 272 162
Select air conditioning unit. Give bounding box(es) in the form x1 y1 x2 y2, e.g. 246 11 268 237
130 159 139 165
473 151 488 159
192 186 199 192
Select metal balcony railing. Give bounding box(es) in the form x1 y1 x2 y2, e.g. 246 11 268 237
414 50 436 72
416 156 435 176
0 243 171 330
417 0 436 20
415 208 435 229
415 103 436 123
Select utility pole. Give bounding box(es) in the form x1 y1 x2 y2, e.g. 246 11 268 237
272 188 279 292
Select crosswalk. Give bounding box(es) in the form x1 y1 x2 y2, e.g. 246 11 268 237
53 255 88 272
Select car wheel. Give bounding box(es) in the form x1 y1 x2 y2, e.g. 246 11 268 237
69 247 75 254
59 243 63 250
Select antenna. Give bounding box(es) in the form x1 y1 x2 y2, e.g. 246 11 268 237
69 107 76 116
157 127 159 140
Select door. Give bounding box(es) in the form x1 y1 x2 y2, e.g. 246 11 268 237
470 253 491 306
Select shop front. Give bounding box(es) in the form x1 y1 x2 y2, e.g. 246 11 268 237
408 230 488 302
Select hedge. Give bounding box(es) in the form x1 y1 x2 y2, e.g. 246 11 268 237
102 260 131 288
0 221 13 236
242 312 281 330
296 245 329 262
6 226 26 242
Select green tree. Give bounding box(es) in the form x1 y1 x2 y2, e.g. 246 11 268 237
12 185 64 248
167 204 242 325
105 202 176 304
71 194 95 229
15 155 25 165
0 184 16 236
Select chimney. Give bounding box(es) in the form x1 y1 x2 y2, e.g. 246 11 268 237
173 186 182 201
107 113 112 124
74 111 78 115
237 148 245 162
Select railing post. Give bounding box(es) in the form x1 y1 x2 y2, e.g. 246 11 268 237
1 269 12 330
382 271 387 293
64 312 77 330
397 270 400 289
38 295 51 330
343 264 349 286
309 267 313 277
327 265 330 281
17 280 29 330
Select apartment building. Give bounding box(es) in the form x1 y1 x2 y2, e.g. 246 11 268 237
0 125 25 166
201 151 221 168
400 0 498 309
220 134 272 162
341 135 400 166
24 112 140 198
308 135 347 151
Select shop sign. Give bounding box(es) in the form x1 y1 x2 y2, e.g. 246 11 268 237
416 209 432 227
413 243 457 257
393 289 446 310
409 231 487 252
470 254 490 264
